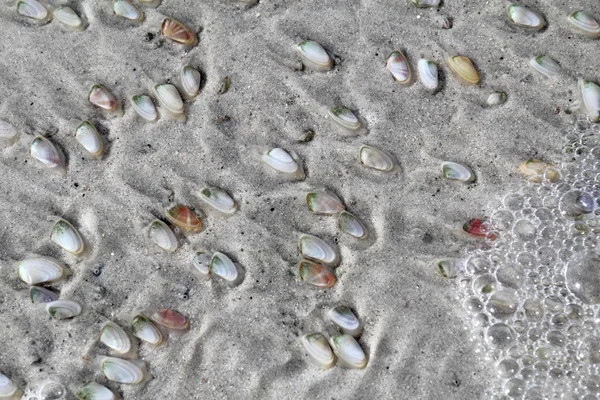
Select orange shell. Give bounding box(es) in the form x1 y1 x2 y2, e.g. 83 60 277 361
298 260 335 288
161 18 196 45
165 205 201 232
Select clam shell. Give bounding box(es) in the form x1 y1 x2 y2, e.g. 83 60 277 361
507 4 545 29
262 148 299 174
75 121 103 158
441 161 475 182
305 192 345 215
113 0 143 21
578 79 600 122
18 257 65 285
519 159 554 183
130 95 158 122
75 382 116 400
165 205 201 232
463 218 494 239
328 106 362 133
299 234 338 266
329 334 367 369
192 251 212 276
17 0 49 21
30 286 59 303
46 299 82 319
154 83 184 115
410 0 439 7
487 91 506 106
567 11 600 38
53 6 84 30
50 217 84 255
337 211 367 239
181 66 201 98
385 51 411 84
131 315 163 345
30 136 63 172
101 357 145 384
100 322 132 354
296 40 332 71
437 259 458 278
529 55 561 78
0 372 20 399
359 145 394 171
151 309 189 330
418 59 438 90
447 56 479 85
328 306 362 336
301 333 335 369
89 85 117 111
147 219 178 251
298 260 335 288
161 18 196 46
209 252 239 282
197 187 237 215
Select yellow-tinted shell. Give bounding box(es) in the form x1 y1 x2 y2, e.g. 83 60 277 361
448 56 480 85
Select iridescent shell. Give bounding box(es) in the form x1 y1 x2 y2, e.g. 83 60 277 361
17 0 50 22
147 220 178 251
49 217 84 255
385 51 411 84
262 148 301 175
101 357 145 384
100 321 132 354
418 59 438 90
30 286 59 303
75 382 116 400
296 40 332 71
337 211 367 239
113 0 143 21
197 187 237 215
209 252 239 282
299 234 338 266
130 95 158 122
441 161 475 182
89 85 117 111
30 136 64 174
507 3 545 30
567 11 600 38
301 333 335 369
165 205 201 232
359 145 394 171
153 83 184 115
578 79 600 122
181 66 201 98
329 334 367 369
298 260 335 288
328 106 362 134
18 257 65 285
131 315 163 345
0 372 21 400
328 306 362 336
305 192 345 215
53 6 85 31
46 300 82 319
161 18 197 46
75 121 103 158
151 309 189 330
447 56 479 85
529 56 561 78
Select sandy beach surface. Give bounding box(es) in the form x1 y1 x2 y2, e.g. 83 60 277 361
1 0 599 398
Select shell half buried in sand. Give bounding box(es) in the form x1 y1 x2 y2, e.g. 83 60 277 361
147 219 178 251
17 256 65 285
131 315 163 345
529 55 561 78
101 357 146 384
75 382 116 400
165 205 202 232
329 334 367 369
49 217 84 255
75 121 103 159
410 0 439 7
337 211 367 239
161 17 197 46
17 0 50 23
30 286 59 304
506 3 545 30
306 192 345 215
46 300 82 319
53 6 85 30
100 321 132 354
359 145 394 171
301 333 336 369
296 40 332 71
447 56 479 85
578 79 600 122
298 260 335 288
0 120 18 147
385 51 411 84
567 11 600 38
198 187 237 215
0 372 21 400
192 251 212 276
327 106 364 134
299 234 338 266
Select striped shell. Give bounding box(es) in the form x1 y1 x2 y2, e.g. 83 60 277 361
154 83 184 115
46 300 82 319
0 372 20 399
301 333 335 369
359 145 394 171
329 334 367 369
328 306 362 336
299 234 338 266
181 66 201 98
328 106 361 133
101 357 145 384
75 121 103 158
30 136 63 172
147 219 178 251
198 187 237 215
53 6 84 30
130 95 158 122
49 217 85 255
75 382 116 400
131 315 163 345
306 192 345 215
448 56 479 85
30 286 59 303
297 40 332 71
17 0 49 21
567 11 600 38
298 260 335 288
337 211 367 239
161 18 196 45
507 3 545 30
418 59 438 90
386 51 411 84
209 252 239 282
152 309 189 330
89 85 117 111
113 0 143 21
529 56 561 78
262 148 300 174
165 205 202 232
100 321 132 354
18 257 65 285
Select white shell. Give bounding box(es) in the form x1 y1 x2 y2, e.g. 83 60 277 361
53 7 84 30
418 59 438 90
89 85 117 111
337 211 367 239
30 136 64 172
113 0 143 21
46 300 82 319
262 148 299 174
131 315 163 345
17 0 49 21
507 4 545 29
130 95 158 122
306 192 345 215
17 257 65 285
197 187 237 215
100 322 132 354
49 217 84 255
75 382 116 400
209 252 238 282
192 251 212 276
181 66 201 98
567 11 600 38
296 40 332 71
578 79 600 122
147 220 178 252
329 334 367 369
328 306 362 336
0 372 20 399
101 357 145 384
441 161 475 182
299 234 338 266
411 0 439 7
154 84 184 114
359 145 394 171
529 56 561 78
386 51 411 84
301 333 335 369
487 91 506 106
75 121 103 158
328 106 362 133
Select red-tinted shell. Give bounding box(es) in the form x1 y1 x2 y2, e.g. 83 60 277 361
463 218 496 240
165 205 201 232
161 18 196 45
298 260 335 288
151 309 189 330
89 85 117 111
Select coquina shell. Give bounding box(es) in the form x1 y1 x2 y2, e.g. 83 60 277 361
147 220 178 251
359 145 394 171
418 59 438 90
262 148 299 174
567 11 600 38
299 234 338 266
101 357 145 384
165 205 202 232
18 257 65 285
151 309 189 330
113 0 143 21
75 382 116 400
75 121 103 158
437 259 458 279
305 192 345 215
50 217 85 255
410 0 439 7
30 286 59 304
441 161 475 182
301 333 335 369
337 211 367 239
131 315 163 345
487 91 506 107
198 187 237 215
89 85 117 111
30 136 64 172
328 106 362 133
0 372 20 399
210 252 239 282
578 79 600 122
100 321 132 354
17 0 49 21
46 300 82 319
328 306 362 336
296 40 332 71
53 6 84 30
529 55 561 78
192 251 212 276
181 66 201 98
298 260 335 288
385 51 410 84
447 56 479 85
329 334 367 369
161 18 196 46
154 83 184 115
507 3 545 29
130 95 158 122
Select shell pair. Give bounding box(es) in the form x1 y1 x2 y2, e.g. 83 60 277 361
192 251 242 285
147 205 201 252
386 53 439 91
297 234 339 289
305 192 368 240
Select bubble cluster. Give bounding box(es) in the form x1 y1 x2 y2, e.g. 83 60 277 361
456 116 600 398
